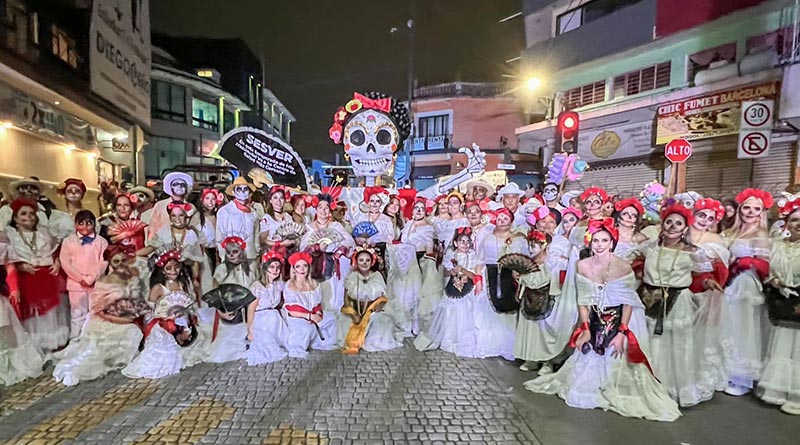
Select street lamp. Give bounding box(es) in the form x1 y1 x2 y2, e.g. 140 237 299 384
526 77 542 92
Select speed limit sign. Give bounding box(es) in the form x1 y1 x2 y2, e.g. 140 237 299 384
738 100 773 159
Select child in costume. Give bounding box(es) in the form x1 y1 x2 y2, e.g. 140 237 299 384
247 249 289 365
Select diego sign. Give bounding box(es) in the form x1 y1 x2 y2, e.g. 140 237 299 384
219 127 312 191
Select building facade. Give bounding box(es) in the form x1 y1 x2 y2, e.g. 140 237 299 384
0 0 149 208
409 81 539 190
516 0 800 200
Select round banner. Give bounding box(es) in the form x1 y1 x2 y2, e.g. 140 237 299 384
218 127 311 191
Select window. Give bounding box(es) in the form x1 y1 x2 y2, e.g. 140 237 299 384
688 43 736 83
50 24 77 68
192 97 218 131
556 0 642 35
223 109 235 133
613 62 671 98
418 114 450 137
562 81 606 110
145 137 186 178
151 80 186 122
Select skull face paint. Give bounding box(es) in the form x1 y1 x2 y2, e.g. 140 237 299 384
344 109 398 178
542 183 559 203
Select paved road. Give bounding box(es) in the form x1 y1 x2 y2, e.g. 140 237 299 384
0 341 797 445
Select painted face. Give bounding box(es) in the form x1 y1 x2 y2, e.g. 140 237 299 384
436 201 449 216
164 259 181 280
535 215 556 235
115 196 132 219
109 252 131 272
233 185 252 202
316 201 331 221
618 206 639 228
16 184 40 200
265 260 282 281
13 205 37 230
386 197 400 216
466 204 483 226
787 210 800 238
543 184 559 203
75 218 95 236
343 109 399 178
562 212 579 233
739 198 763 224
202 193 217 210
447 197 463 216
292 259 309 277
724 205 736 218
502 194 520 211
133 192 150 207
225 244 244 264
65 184 84 203
169 208 188 229
602 201 614 217
356 252 373 273
472 186 487 201
529 242 543 258
590 230 613 256
368 194 384 213
662 213 688 240
455 234 472 252
170 180 188 198
495 212 513 230
584 195 603 217
270 191 285 212
692 209 716 231
569 196 579 208
412 202 426 221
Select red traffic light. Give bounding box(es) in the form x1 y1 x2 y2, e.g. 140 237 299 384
562 116 576 129
556 111 580 153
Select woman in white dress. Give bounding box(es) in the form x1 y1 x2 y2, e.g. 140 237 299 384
612 198 649 274
401 198 441 333
341 248 402 353
48 178 87 241
687 198 733 396
283 252 338 357
383 192 421 337
437 191 470 251
722 188 773 396
54 247 147 386
259 186 297 256
197 188 224 294
247 249 289 365
757 196 800 414
525 219 681 422
465 200 493 251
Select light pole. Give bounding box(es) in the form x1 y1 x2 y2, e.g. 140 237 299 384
391 6 416 187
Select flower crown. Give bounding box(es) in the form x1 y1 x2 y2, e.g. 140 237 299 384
735 188 774 209
328 91 411 145
288 251 312 266
693 198 725 222
155 249 182 268
584 217 618 246
351 247 379 265
660 204 695 227
614 197 644 215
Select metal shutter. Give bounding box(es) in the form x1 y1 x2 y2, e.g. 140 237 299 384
685 144 752 200
565 158 664 197
751 142 797 196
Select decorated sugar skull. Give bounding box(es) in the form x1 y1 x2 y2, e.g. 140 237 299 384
329 92 411 184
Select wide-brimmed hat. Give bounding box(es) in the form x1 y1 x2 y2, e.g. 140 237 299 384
163 172 193 195
9 177 41 193
466 179 493 197
225 176 257 197
129 186 155 202
495 182 525 201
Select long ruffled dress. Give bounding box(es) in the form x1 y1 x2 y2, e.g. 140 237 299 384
53 280 144 386
0 296 45 386
524 272 681 422
206 264 255 363
149 226 212 297
723 236 771 389
400 222 441 333
756 240 800 410
283 285 338 358
247 281 289 365
343 272 403 352
300 221 355 324
384 241 422 336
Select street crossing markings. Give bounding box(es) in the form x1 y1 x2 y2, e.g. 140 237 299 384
0 376 67 417
263 424 328 445
131 399 235 445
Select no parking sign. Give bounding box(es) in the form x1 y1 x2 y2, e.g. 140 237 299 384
737 100 773 159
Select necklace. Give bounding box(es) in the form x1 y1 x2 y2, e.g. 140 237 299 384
589 253 613 316
18 230 38 254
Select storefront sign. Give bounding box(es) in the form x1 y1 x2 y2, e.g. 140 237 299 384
218 127 311 191
656 81 779 145
577 121 654 162
90 0 151 126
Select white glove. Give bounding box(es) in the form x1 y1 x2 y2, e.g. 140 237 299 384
779 287 798 299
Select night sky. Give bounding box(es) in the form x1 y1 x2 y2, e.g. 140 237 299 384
151 0 523 163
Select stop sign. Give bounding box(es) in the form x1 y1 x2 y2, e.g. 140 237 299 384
665 139 693 163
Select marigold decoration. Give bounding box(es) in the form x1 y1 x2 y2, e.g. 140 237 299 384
345 99 363 113
660 204 695 227
693 198 725 222
584 217 619 246
735 188 774 209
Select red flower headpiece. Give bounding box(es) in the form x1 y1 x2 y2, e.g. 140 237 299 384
268 185 290 201
454 226 473 239
221 236 247 251
735 188 774 209
351 247 379 266
57 178 86 196
329 92 393 144
288 251 312 266
490 208 514 225
779 199 800 218
614 197 644 216
363 186 389 204
580 187 609 203
584 217 619 246
525 206 551 227
397 188 417 220
201 188 225 206
562 207 583 220
261 248 285 264
10 198 37 215
104 244 136 261
693 198 725 222
167 201 193 214
155 249 182 268
527 229 548 244
660 204 695 227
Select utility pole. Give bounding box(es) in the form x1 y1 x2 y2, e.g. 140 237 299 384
404 0 416 187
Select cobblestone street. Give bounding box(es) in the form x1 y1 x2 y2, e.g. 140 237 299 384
0 341 798 445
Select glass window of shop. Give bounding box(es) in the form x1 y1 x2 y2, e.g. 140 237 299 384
151 80 186 122
223 109 235 133
192 97 218 131
145 137 187 178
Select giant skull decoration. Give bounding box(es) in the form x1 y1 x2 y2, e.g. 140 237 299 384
329 91 411 185
344 109 398 178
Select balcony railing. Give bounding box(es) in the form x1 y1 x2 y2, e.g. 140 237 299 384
414 82 512 100
411 134 452 151
781 0 800 64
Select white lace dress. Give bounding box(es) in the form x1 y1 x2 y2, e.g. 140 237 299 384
53 281 144 386
756 240 800 408
723 236 771 388
300 221 355 319
524 272 681 422
343 272 403 352
0 295 45 386
207 265 255 363
149 227 211 295
283 285 338 358
400 222 441 332
247 281 288 365
384 241 422 337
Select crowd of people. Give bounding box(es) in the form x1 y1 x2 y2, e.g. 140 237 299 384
0 172 798 422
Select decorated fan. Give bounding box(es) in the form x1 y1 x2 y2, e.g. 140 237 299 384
201 284 257 324
498 253 539 275
305 227 344 249
275 221 307 240
152 290 196 319
103 297 151 318
107 219 147 237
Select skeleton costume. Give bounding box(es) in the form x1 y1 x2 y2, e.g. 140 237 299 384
147 172 200 242
216 177 259 263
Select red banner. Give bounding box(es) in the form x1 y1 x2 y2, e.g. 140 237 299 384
656 0 769 38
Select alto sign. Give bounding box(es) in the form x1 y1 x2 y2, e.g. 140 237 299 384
664 138 693 163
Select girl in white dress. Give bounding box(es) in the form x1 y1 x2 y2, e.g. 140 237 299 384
722 188 773 396
525 219 681 422
54 247 147 386
283 252 338 357
384 193 421 337
466 200 493 251
341 248 402 353
247 249 289 365
612 198 648 274
0 229 44 385
197 188 224 293
437 191 470 251
401 198 441 333
259 186 297 260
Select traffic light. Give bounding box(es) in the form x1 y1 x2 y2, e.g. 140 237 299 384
556 111 579 153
